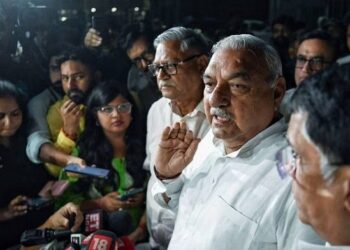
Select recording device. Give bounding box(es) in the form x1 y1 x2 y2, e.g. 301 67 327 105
106 211 133 237
87 230 116 250
64 164 110 179
20 212 135 249
84 210 133 237
67 89 86 105
91 15 109 40
20 228 71 246
85 210 104 234
119 187 145 201
27 197 54 210
70 233 86 247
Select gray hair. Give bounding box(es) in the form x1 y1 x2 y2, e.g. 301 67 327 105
212 34 282 84
153 26 212 55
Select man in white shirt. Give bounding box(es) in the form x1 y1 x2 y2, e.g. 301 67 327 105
143 27 211 249
152 34 323 249
281 63 350 249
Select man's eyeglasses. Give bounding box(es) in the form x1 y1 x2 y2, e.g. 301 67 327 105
275 145 340 181
295 55 330 72
97 103 132 115
148 54 202 77
132 51 154 66
275 146 297 179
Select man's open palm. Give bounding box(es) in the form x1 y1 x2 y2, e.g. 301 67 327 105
155 122 200 178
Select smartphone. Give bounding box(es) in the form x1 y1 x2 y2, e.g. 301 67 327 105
64 164 110 179
27 197 53 210
91 15 109 39
119 187 145 201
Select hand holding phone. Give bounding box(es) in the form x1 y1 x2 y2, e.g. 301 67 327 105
27 197 53 210
119 187 145 201
64 164 110 179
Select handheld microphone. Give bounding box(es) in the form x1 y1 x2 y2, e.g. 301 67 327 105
20 228 71 246
107 211 133 237
87 230 116 250
85 210 104 234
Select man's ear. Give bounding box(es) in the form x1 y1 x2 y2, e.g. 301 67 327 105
273 76 286 109
196 55 209 74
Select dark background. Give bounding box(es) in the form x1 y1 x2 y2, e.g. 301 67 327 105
10 0 350 28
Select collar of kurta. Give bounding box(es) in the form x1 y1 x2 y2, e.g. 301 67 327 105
211 118 287 158
167 98 205 117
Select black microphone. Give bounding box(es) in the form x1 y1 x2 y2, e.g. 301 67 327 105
106 210 133 237
84 210 105 234
20 228 71 246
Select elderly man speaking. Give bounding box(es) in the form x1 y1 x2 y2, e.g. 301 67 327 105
151 34 323 249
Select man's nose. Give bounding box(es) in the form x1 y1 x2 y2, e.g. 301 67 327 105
157 67 170 80
67 78 77 89
3 115 11 128
139 59 148 71
209 83 230 107
301 61 312 73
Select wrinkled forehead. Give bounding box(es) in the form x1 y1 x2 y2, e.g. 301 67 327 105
205 48 269 80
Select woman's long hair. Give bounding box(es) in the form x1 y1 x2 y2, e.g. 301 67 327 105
78 81 145 188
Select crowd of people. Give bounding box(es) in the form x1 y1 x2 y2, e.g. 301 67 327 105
1 8 350 250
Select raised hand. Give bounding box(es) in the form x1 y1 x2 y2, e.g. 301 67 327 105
84 28 102 47
154 122 200 179
60 99 82 140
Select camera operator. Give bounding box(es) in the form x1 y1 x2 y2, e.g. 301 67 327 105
21 202 83 250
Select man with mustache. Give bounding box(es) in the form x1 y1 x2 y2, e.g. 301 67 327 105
152 34 323 249
28 47 99 177
143 27 211 249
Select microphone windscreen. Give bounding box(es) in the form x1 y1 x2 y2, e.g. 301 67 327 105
87 230 116 250
107 211 133 237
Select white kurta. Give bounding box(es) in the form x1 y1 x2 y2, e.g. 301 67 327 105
145 97 210 248
153 119 324 250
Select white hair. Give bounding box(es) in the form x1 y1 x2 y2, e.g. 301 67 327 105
212 34 283 84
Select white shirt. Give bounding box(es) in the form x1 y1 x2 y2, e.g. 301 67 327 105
152 119 324 250
145 97 210 248
298 241 350 250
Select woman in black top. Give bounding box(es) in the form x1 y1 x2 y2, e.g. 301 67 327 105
0 80 52 248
